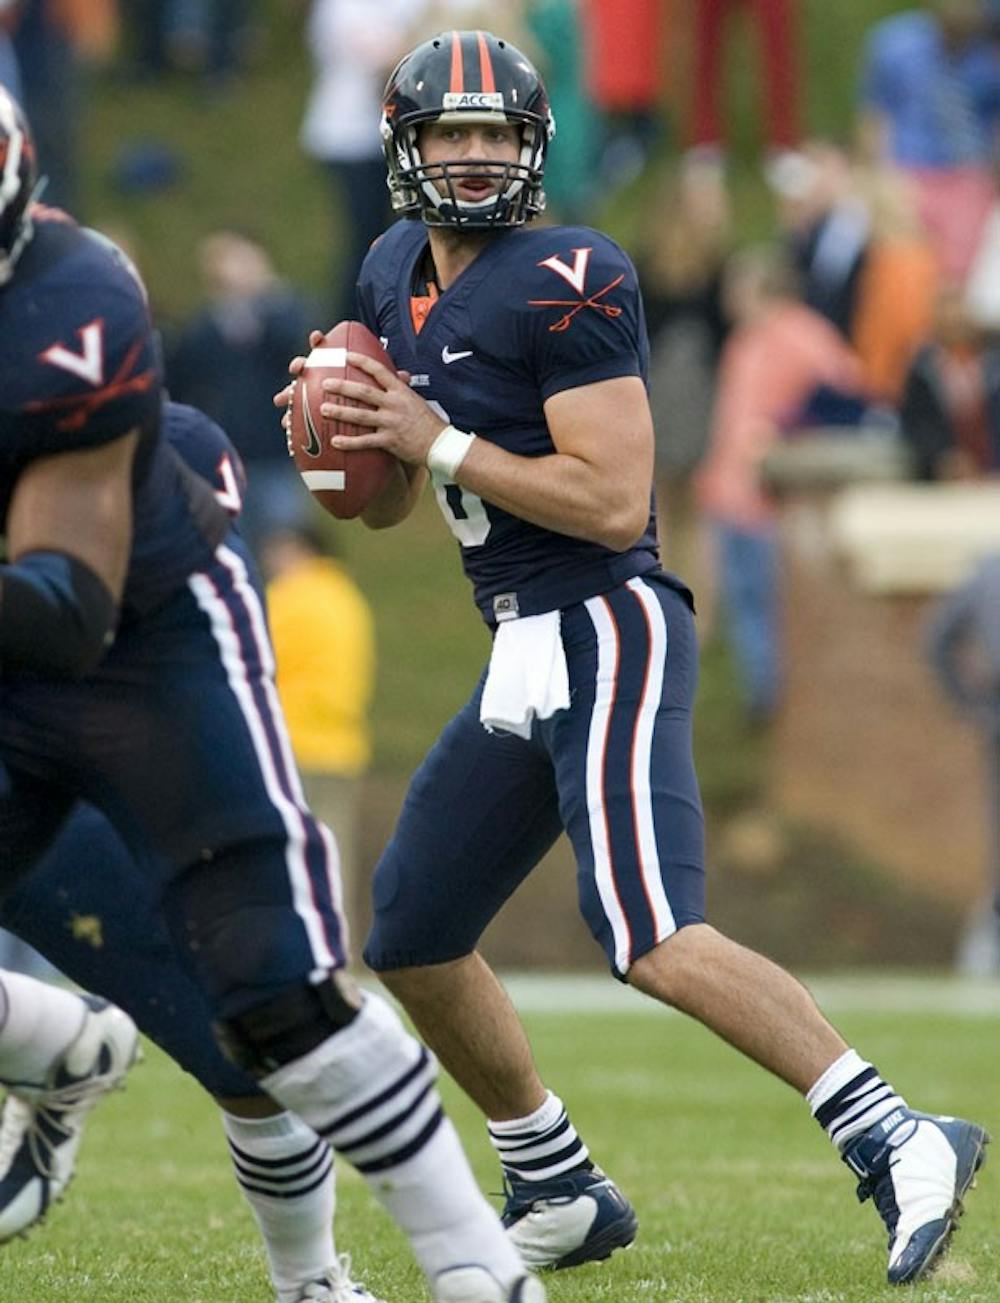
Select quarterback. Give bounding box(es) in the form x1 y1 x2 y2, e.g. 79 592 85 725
288 30 989 1287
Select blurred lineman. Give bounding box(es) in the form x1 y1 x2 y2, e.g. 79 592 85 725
0 86 543 1303
281 31 989 1286
0 404 382 1303
261 522 376 945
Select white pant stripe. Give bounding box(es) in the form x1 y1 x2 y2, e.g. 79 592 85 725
188 545 338 975
582 594 633 970
625 577 677 944
215 546 347 942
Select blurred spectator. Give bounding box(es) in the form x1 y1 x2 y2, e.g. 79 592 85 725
857 1 1000 286
770 139 940 404
688 0 801 170
527 0 600 221
694 245 866 724
300 0 424 323
769 140 869 340
123 1 256 89
580 0 665 189
9 0 118 213
898 286 1000 480
925 552 1000 975
165 228 316 553
260 522 376 948
850 160 940 403
638 163 731 526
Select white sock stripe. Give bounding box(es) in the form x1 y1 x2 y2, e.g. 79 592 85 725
228 1136 330 1177
492 1132 582 1163
836 1084 896 1120
582 593 633 971
327 1075 438 1159
321 1048 438 1149
830 1093 907 1149
487 1089 565 1137
499 1139 586 1172
503 1150 592 1182
187 547 339 973
488 1109 572 1148
235 1150 335 1200
807 1049 870 1112
334 1087 444 1171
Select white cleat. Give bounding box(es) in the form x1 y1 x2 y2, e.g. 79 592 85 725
0 997 140 1242
287 1253 387 1302
434 1266 546 1303
843 1108 990 1284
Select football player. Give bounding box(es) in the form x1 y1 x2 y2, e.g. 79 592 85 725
278 31 989 1286
0 398 380 1303
0 85 543 1303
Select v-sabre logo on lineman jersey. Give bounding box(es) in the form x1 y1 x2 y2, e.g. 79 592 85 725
442 344 474 364
41 319 105 387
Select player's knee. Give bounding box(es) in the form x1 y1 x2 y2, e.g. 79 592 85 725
375 955 471 1007
215 970 362 1077
627 923 712 1004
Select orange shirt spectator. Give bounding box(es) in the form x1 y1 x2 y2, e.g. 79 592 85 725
696 254 864 531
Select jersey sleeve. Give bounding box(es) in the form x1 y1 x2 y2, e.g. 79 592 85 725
513 231 646 402
5 229 162 458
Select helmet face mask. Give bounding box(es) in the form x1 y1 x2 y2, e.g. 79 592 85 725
0 87 37 286
381 32 555 230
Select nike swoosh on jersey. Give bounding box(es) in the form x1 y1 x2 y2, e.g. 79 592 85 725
442 344 474 364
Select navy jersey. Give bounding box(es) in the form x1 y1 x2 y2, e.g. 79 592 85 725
358 220 674 625
161 398 247 518
0 209 229 617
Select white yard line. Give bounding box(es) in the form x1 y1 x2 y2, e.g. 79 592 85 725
485 971 1000 1017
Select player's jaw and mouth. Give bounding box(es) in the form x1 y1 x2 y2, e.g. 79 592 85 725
434 164 505 203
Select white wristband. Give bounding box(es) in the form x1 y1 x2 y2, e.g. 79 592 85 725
426 424 477 479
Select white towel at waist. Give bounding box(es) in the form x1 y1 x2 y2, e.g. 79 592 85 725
479 611 571 739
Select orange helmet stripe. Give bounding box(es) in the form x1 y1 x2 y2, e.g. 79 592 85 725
450 31 464 92
476 31 496 93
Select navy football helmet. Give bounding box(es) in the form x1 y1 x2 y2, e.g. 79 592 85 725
0 87 37 286
381 30 555 230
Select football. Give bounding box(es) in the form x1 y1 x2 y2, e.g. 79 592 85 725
286 320 399 520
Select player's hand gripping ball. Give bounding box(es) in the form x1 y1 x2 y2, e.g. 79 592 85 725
287 320 398 519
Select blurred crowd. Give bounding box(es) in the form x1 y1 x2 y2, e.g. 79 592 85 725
2 0 1000 732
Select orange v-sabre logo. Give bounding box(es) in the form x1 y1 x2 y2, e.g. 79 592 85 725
530 248 624 333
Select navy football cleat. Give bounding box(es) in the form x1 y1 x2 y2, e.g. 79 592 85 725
501 1165 638 1271
843 1108 990 1284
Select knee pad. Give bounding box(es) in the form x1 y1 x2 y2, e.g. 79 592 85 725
215 970 361 1077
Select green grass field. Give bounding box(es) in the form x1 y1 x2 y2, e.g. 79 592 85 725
1 975 996 1303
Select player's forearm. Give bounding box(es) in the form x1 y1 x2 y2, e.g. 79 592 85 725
455 438 649 551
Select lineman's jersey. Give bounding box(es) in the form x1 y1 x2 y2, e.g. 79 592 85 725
358 219 691 624
0 208 228 617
